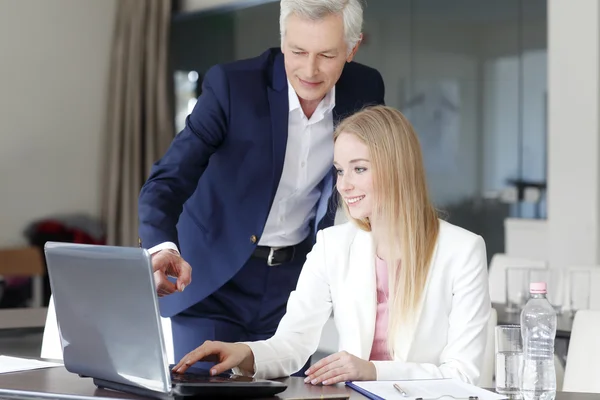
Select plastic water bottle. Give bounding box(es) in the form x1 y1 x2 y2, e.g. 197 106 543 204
520 282 557 400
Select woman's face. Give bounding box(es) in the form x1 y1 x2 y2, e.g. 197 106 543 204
334 132 374 220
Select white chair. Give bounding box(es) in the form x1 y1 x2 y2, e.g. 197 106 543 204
562 310 600 393
41 295 175 364
488 254 547 304
479 308 497 388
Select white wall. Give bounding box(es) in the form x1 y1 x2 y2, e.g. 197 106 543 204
504 218 549 260
0 0 117 247
547 0 600 269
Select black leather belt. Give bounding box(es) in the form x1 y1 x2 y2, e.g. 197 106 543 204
252 245 296 266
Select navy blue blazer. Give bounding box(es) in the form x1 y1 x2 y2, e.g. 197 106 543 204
138 48 385 317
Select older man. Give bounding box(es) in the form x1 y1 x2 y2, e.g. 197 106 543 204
138 0 385 367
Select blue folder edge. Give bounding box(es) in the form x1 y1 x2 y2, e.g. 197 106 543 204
345 381 386 400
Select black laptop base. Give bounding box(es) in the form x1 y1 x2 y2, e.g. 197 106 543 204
93 372 287 399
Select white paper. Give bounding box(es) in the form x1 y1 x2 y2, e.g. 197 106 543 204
0 356 62 374
351 378 507 400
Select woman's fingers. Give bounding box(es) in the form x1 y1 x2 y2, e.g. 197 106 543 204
172 341 219 373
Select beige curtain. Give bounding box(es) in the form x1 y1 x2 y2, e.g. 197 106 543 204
102 0 174 246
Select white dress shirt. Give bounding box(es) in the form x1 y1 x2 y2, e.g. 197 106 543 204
149 82 335 254
258 81 335 247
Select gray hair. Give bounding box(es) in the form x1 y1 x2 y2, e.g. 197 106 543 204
280 0 364 53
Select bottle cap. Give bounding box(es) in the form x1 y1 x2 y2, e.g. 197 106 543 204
530 282 547 294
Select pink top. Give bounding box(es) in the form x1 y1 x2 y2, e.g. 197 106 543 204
369 256 392 361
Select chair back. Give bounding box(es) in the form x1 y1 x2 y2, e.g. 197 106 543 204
563 310 600 393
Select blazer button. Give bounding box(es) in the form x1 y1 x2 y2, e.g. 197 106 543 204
250 235 257 244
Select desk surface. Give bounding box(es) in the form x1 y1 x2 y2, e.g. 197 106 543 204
493 303 573 339
0 366 358 400
0 366 596 400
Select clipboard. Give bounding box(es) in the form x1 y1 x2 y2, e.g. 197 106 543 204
345 379 507 400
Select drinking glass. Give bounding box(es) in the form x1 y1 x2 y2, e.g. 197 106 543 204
495 325 523 398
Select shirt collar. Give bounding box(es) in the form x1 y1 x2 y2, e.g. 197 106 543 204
287 79 336 114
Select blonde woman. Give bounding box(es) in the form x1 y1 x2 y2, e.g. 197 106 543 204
172 105 491 385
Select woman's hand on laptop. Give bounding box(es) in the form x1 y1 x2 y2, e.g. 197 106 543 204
151 249 192 297
171 341 255 376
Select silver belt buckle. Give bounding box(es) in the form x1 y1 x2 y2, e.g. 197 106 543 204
267 247 281 266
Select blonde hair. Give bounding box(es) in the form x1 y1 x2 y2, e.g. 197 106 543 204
334 105 439 356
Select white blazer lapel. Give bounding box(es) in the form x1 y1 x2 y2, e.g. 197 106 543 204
394 240 441 361
347 230 377 359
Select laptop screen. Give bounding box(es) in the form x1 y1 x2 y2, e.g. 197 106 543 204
45 242 172 394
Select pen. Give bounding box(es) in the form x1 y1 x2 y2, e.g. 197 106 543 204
393 383 409 397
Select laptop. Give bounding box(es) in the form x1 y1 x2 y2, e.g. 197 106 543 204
44 241 287 399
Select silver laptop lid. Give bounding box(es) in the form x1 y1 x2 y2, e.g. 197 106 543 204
44 242 172 394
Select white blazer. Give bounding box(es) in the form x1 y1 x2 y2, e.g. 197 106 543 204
242 220 491 384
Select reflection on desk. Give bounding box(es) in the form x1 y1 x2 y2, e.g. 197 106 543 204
493 302 573 339
0 365 597 400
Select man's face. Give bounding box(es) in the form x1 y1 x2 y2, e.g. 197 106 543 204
282 13 359 103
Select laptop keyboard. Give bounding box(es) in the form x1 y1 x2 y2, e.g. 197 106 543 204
171 371 212 383
170 370 256 384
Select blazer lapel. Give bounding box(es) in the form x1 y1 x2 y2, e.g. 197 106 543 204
394 238 442 361
332 82 351 125
347 230 377 359
332 63 357 124
267 52 289 200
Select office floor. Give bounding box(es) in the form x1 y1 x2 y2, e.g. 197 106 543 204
0 330 42 358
